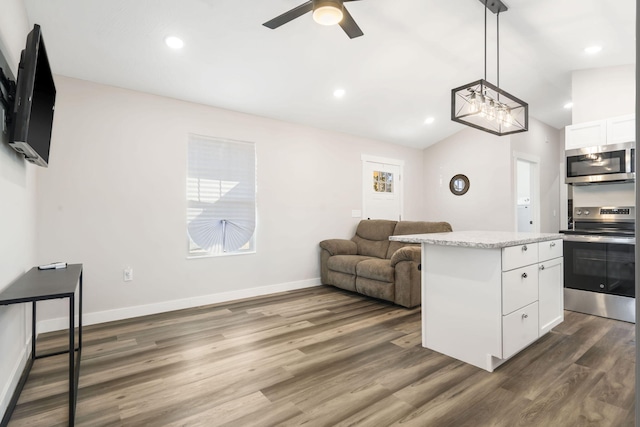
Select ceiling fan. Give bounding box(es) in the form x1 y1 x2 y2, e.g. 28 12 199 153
263 0 364 39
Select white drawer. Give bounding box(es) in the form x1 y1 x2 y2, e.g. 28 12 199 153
539 239 562 262
503 301 539 359
502 243 538 271
502 264 539 315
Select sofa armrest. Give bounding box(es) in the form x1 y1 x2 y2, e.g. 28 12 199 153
319 239 358 256
389 246 421 267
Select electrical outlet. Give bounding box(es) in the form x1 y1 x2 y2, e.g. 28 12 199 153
123 267 133 282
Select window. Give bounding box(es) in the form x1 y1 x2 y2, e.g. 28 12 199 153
373 170 394 193
187 135 256 257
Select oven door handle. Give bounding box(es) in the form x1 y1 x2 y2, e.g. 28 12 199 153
562 235 636 245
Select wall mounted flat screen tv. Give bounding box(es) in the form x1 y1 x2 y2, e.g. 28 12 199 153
9 24 56 167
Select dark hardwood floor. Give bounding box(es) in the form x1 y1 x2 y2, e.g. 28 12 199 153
6 286 636 426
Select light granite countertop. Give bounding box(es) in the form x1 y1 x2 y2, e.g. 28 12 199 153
390 230 563 249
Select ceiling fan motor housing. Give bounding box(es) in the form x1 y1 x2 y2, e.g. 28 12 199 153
314 0 344 11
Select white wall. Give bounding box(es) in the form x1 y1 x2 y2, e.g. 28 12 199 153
572 65 635 123
34 76 426 326
423 118 563 233
422 127 513 231
0 0 36 417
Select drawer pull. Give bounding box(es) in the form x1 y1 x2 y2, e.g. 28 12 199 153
521 272 528 279
550 242 556 247
522 313 529 319
522 245 528 252
540 265 545 271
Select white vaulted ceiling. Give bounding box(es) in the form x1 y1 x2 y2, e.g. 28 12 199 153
23 0 636 148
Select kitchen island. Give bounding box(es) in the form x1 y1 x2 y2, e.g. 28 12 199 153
390 231 564 372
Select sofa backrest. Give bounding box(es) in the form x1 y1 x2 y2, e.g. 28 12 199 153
351 219 397 258
386 221 453 258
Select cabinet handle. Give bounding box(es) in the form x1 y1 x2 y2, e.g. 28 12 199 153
522 245 528 252
522 314 529 319
600 284 605 289
521 272 528 279
550 242 556 247
540 265 545 271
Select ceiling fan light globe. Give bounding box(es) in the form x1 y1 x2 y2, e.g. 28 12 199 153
313 5 343 26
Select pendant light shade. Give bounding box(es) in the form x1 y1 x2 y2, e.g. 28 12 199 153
451 0 528 136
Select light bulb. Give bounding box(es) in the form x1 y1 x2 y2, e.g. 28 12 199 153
487 99 496 121
496 106 505 123
478 94 486 117
313 5 343 26
469 92 478 113
504 109 513 127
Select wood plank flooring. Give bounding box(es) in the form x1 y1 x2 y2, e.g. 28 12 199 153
6 286 636 426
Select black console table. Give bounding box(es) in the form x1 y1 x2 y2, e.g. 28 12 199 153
0 264 83 427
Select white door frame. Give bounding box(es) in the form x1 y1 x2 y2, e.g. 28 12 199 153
513 152 540 233
361 154 404 220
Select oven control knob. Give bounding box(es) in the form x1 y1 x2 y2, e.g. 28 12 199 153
584 210 590 215
576 210 582 216
599 284 605 289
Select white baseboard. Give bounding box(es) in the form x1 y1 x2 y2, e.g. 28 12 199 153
0 335 31 419
37 278 321 334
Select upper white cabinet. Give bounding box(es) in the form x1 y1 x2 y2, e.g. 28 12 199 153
607 115 636 144
565 114 635 150
565 120 606 150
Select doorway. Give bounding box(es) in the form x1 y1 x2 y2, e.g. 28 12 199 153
361 155 404 221
514 154 540 233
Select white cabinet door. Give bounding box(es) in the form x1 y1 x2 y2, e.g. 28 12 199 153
538 257 564 335
539 239 562 262
502 243 538 272
565 120 607 150
503 301 539 359
502 264 539 315
607 114 635 144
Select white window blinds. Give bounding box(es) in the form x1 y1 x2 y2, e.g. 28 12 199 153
187 135 256 257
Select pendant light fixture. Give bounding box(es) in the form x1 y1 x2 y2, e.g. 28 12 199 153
451 0 528 136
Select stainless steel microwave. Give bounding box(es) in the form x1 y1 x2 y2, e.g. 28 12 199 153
565 142 635 185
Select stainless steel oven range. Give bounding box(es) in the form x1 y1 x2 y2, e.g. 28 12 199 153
560 206 635 323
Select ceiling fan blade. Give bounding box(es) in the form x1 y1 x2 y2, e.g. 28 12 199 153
263 1 314 29
339 7 364 39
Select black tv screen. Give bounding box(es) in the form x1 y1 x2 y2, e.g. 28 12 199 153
9 24 56 167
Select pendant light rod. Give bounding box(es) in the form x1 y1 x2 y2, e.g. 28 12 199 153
484 4 487 81
496 10 500 89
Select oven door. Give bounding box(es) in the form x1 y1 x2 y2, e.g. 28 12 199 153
563 237 635 297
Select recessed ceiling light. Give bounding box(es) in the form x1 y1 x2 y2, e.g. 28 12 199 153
424 117 435 125
165 36 184 49
584 45 602 54
333 88 346 98
563 102 573 109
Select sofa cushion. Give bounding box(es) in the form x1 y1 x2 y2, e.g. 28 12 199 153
356 277 394 302
327 271 357 292
356 258 395 283
327 255 374 275
352 219 397 258
386 221 452 258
